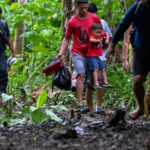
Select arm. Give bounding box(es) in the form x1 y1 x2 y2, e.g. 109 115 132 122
7 36 16 58
105 32 109 44
122 25 132 71
106 4 136 60
89 37 101 43
114 46 121 64
57 18 72 59
56 35 70 59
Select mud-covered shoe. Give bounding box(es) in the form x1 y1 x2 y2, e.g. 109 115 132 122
76 105 90 114
101 83 113 88
93 84 103 90
94 107 101 114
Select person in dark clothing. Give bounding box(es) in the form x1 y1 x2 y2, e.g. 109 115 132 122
0 7 16 94
106 0 150 119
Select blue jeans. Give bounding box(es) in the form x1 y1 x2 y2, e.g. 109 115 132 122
0 52 8 94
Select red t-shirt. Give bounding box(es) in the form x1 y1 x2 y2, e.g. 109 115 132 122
87 32 106 57
65 12 101 57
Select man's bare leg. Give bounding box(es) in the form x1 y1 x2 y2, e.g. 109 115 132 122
76 73 85 106
96 88 104 108
132 75 145 117
86 85 93 112
143 82 149 116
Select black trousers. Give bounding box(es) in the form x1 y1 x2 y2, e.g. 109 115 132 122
0 52 8 94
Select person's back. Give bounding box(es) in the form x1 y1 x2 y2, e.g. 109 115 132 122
100 19 112 61
0 20 8 53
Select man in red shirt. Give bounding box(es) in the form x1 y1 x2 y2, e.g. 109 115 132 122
57 0 101 113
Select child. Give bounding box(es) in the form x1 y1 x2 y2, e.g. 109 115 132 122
87 23 113 89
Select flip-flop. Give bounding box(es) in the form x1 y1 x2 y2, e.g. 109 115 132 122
129 109 144 120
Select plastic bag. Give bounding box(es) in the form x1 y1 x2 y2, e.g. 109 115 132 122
53 65 71 90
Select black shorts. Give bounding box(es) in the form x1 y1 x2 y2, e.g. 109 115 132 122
133 49 150 80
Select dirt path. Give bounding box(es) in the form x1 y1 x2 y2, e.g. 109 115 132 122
0 110 150 150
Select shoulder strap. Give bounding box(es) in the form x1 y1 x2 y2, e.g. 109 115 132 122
135 1 141 15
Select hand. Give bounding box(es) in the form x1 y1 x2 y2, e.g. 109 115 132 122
106 43 115 61
56 52 63 60
99 39 102 45
122 60 129 71
105 39 109 45
12 52 17 58
115 54 121 64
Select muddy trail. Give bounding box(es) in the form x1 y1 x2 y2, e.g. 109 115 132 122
0 109 150 150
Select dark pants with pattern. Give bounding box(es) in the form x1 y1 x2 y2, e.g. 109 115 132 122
0 52 8 94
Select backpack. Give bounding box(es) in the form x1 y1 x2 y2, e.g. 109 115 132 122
102 36 109 49
42 58 71 104
129 1 141 46
51 65 71 105
53 66 71 91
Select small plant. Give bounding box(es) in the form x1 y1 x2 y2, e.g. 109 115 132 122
21 90 68 124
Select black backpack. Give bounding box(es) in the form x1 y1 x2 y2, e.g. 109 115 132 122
51 63 71 105
53 65 71 91
42 58 71 104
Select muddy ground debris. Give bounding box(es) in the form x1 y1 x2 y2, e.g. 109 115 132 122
0 110 150 150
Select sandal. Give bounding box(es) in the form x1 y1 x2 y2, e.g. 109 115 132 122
101 83 113 88
129 109 144 120
93 84 103 90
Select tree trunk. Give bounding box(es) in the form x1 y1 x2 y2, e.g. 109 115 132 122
62 0 75 69
8 0 17 5
14 0 27 55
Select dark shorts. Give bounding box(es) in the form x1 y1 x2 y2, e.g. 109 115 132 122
87 57 105 71
133 49 150 80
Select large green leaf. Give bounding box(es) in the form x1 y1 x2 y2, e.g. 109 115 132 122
45 109 62 122
32 109 46 123
1 93 13 102
36 90 47 108
21 107 32 119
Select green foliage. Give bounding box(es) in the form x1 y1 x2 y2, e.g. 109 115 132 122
36 90 47 108
20 90 68 124
102 63 134 108
1 93 13 102
0 0 140 126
